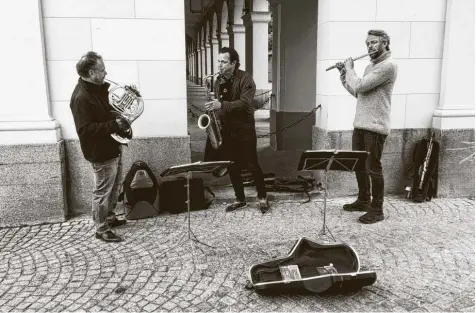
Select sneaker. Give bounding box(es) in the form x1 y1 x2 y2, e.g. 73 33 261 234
95 230 123 242
358 211 384 224
225 200 247 212
343 199 371 212
109 218 126 228
258 198 269 214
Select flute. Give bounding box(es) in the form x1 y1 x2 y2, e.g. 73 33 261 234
325 51 378 71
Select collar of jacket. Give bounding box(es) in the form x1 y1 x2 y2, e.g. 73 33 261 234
371 51 391 64
218 68 244 84
78 77 110 94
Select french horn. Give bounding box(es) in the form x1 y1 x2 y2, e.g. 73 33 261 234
197 72 223 149
105 78 144 144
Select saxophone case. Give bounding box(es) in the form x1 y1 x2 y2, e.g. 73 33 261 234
248 237 377 294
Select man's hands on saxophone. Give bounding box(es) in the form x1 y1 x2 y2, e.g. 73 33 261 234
205 99 222 111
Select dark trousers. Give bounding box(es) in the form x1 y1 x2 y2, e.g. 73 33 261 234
352 128 387 208
226 135 267 201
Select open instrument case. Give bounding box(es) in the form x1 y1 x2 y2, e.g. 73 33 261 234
248 237 377 294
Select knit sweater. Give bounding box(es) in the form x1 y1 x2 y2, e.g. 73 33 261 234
341 51 398 135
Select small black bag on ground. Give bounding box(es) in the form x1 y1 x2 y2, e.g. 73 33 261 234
159 177 215 214
118 160 160 219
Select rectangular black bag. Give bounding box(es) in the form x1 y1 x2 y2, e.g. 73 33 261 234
159 177 214 214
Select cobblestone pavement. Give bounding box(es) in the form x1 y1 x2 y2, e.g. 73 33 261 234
0 196 474 312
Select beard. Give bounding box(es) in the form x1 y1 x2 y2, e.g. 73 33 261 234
92 75 104 85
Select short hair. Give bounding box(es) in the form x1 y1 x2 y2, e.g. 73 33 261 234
219 47 240 69
76 51 103 78
368 29 390 51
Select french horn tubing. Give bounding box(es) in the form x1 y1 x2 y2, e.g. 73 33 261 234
105 78 144 144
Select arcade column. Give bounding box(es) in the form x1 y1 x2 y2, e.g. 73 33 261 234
220 31 230 49
227 24 246 71
432 0 475 197
0 0 67 226
242 11 271 91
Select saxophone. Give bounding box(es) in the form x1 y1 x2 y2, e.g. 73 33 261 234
197 72 223 149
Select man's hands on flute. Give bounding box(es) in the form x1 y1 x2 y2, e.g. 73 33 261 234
344 57 354 70
335 57 354 75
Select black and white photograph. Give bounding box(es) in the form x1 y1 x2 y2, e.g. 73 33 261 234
0 0 474 312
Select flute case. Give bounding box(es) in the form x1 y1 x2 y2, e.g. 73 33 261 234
248 237 377 294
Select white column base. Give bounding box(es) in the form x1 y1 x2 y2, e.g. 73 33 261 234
432 108 475 129
0 120 61 144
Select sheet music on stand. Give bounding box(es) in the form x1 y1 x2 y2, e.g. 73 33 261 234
298 150 369 241
160 161 232 249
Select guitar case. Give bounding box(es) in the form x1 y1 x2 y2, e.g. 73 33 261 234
247 237 377 294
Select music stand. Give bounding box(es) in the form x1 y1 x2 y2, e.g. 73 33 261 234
298 150 369 241
160 161 232 248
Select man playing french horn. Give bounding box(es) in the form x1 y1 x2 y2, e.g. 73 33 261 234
70 51 131 242
204 47 269 214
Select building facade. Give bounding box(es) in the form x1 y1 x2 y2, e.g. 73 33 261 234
1 0 474 226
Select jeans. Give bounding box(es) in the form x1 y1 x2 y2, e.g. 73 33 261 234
226 135 267 201
352 128 387 208
91 153 123 234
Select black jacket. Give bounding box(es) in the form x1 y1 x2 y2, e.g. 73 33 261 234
70 78 121 162
215 69 256 140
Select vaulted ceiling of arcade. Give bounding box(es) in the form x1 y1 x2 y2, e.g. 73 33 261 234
185 0 268 44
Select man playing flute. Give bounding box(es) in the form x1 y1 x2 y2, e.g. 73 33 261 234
335 29 398 224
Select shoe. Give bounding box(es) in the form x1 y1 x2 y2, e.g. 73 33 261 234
109 218 126 228
358 210 384 224
343 199 371 212
95 230 123 242
225 200 247 212
258 198 269 214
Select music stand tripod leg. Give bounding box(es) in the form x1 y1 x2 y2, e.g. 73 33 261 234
185 171 214 249
318 169 336 241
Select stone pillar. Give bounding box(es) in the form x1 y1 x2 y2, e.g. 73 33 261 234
433 0 475 129
201 44 208 82
187 52 190 80
221 32 230 48
228 24 246 71
242 12 271 90
211 37 220 91
205 42 212 79
432 0 475 197
1 3 60 144
198 45 203 85
211 38 220 74
192 51 196 83
0 0 66 226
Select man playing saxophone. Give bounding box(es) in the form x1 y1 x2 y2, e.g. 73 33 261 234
204 47 269 214
70 51 129 242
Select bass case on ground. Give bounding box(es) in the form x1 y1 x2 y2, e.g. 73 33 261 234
248 237 377 294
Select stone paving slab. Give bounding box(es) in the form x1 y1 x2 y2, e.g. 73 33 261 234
0 196 474 312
